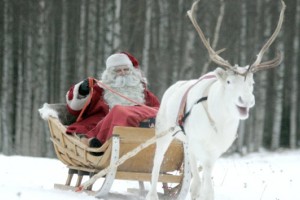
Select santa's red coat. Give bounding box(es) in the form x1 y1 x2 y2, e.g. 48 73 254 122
66 80 160 143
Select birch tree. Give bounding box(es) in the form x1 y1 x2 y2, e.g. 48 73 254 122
270 2 285 150
104 0 120 55
14 1 30 155
112 0 121 51
252 0 267 152
181 21 196 80
19 23 34 155
94 0 106 77
0 0 299 156
76 0 87 78
59 0 68 101
271 53 284 150
82 0 98 77
142 0 152 76
201 0 225 76
236 0 247 153
155 0 175 96
289 0 299 149
1 0 13 155
0 0 4 152
31 0 48 156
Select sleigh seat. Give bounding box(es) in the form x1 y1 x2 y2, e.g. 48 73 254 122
42 103 191 199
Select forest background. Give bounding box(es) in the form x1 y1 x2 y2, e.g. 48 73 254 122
0 0 299 157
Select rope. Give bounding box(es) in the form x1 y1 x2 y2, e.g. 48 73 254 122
75 78 164 190
76 77 95 122
76 75 216 191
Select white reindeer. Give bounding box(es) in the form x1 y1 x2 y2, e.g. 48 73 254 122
146 0 285 199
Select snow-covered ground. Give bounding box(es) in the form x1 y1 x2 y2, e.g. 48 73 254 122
0 149 299 200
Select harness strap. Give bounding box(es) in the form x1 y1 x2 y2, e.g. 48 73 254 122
177 74 216 126
180 96 208 125
178 96 208 135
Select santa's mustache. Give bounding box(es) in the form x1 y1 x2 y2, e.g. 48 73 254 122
111 75 141 87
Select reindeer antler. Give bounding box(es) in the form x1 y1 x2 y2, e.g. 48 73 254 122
250 0 286 73
187 0 286 75
187 0 247 75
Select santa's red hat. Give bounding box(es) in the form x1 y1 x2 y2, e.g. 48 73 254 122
106 52 139 69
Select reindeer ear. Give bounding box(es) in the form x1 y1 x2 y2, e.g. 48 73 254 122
214 67 227 82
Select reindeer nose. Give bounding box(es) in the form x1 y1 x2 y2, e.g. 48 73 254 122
238 96 244 104
239 95 255 107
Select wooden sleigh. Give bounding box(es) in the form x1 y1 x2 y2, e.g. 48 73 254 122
44 104 191 199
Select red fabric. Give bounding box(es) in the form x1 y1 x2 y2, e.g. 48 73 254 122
67 86 74 101
121 52 139 68
86 105 158 143
66 82 160 143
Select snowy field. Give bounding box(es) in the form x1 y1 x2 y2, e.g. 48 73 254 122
0 149 299 200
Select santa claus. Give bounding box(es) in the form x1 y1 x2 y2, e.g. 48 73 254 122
65 52 160 151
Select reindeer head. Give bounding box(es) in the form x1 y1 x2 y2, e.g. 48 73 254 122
188 0 286 120
214 66 255 119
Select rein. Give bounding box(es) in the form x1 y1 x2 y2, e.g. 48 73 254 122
76 77 157 122
77 74 216 191
76 77 95 122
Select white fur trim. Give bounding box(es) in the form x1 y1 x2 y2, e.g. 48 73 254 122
66 81 90 111
106 53 133 69
38 103 59 120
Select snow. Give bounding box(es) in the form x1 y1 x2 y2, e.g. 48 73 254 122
0 149 299 200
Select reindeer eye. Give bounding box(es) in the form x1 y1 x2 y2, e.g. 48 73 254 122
227 80 231 84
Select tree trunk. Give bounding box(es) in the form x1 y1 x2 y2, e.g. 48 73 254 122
271 55 284 150
83 0 98 77
252 0 266 152
77 0 86 78
156 0 170 97
201 0 226 76
0 0 298 156
112 0 121 51
31 0 48 156
271 27 284 151
20 22 33 155
1 0 13 155
142 0 152 76
236 0 247 153
59 0 68 101
289 0 299 149
0 0 3 152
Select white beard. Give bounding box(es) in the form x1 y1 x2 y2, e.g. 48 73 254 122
102 72 145 109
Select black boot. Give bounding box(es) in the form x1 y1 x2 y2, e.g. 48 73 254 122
89 138 103 156
139 118 156 128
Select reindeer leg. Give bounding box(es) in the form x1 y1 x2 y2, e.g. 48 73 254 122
146 135 173 200
189 154 201 200
199 161 214 200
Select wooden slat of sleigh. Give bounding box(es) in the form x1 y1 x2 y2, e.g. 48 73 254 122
47 116 183 182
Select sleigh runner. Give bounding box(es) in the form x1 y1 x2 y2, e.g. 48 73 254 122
41 103 190 198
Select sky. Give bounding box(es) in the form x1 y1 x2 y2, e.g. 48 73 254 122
0 149 299 200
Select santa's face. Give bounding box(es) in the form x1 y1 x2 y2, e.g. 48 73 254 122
101 65 146 108
113 65 130 76
102 65 145 88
